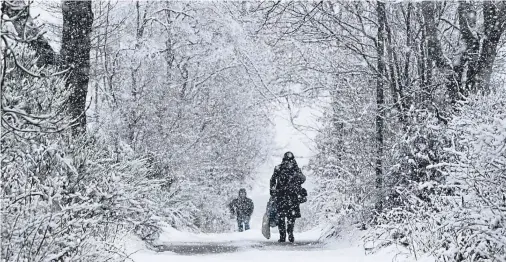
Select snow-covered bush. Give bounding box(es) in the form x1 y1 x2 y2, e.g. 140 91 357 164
0 35 167 261
1 133 166 261
430 92 506 261
384 109 448 207
368 91 506 261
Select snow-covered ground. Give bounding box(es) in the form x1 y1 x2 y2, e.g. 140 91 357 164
126 224 433 262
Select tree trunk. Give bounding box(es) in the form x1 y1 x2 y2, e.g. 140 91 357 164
1 0 58 66
420 1 448 103
61 0 94 136
421 1 506 102
456 2 479 98
473 1 506 94
402 2 412 115
384 5 405 124
375 0 387 213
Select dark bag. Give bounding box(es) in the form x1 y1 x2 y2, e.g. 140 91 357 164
266 197 278 227
297 187 308 204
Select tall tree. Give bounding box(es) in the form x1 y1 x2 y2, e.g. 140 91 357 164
61 0 94 135
375 1 387 213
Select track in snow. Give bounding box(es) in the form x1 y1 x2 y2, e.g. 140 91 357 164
154 240 325 255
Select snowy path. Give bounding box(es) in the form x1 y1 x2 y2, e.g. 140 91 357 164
127 111 431 262
127 226 425 262
127 165 428 261
127 187 426 262
127 185 430 262
154 239 323 255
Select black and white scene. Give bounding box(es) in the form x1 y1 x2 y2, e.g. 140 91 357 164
1 0 506 261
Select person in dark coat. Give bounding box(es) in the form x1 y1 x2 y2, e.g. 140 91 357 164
229 188 254 232
270 151 307 243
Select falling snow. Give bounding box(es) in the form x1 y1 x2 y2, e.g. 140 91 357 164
2 1 505 262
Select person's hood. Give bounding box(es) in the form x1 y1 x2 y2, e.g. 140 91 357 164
282 151 295 162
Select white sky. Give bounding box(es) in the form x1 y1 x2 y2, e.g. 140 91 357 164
271 105 319 168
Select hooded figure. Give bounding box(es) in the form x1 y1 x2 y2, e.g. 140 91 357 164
229 188 254 232
270 151 307 242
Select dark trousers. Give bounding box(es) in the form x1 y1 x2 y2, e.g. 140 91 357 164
237 217 250 232
277 215 295 240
